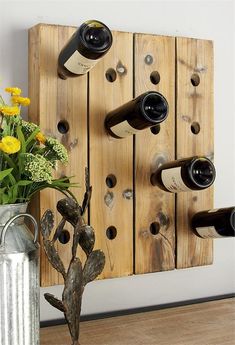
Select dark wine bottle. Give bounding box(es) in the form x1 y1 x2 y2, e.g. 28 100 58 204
58 20 113 79
150 156 216 193
191 207 235 238
104 91 169 138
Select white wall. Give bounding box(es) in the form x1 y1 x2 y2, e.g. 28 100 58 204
0 0 234 322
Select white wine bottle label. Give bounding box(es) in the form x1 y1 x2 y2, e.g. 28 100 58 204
110 121 140 138
208 208 219 213
64 50 97 75
195 226 223 238
161 167 192 192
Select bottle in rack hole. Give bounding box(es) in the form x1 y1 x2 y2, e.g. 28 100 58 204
58 20 113 79
191 207 235 238
105 91 169 138
150 156 216 193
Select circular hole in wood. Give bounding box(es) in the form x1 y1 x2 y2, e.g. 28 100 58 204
150 222 160 235
57 120 70 134
150 71 161 85
191 73 200 87
58 229 70 244
106 226 117 240
150 124 161 135
191 122 201 134
106 174 117 188
105 68 117 82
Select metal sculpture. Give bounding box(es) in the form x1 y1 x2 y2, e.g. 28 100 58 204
40 170 105 345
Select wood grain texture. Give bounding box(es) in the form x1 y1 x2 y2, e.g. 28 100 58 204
89 31 133 279
40 298 235 345
176 37 214 268
134 34 175 274
28 24 87 286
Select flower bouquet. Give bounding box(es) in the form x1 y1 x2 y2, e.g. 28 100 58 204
0 86 76 204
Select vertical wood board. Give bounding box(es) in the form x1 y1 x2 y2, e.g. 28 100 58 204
176 37 214 268
29 24 87 286
134 34 176 274
89 31 134 279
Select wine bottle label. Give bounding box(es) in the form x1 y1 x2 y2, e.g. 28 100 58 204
195 226 223 238
110 121 139 138
161 167 192 192
64 50 97 75
208 208 219 213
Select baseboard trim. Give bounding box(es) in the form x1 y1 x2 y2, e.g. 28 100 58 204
40 293 235 328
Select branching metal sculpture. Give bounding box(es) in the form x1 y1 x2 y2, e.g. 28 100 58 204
40 170 105 345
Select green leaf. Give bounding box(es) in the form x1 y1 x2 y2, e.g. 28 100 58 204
28 185 77 202
52 175 75 182
25 128 40 147
0 187 6 194
11 185 18 203
8 173 16 185
17 153 24 175
16 180 33 186
52 181 79 188
0 168 13 181
16 126 26 153
2 153 17 170
2 193 9 204
51 176 79 189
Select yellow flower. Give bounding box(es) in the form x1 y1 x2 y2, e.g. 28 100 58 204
11 96 30 106
0 136 21 154
0 106 20 116
5 87 22 96
35 132 46 144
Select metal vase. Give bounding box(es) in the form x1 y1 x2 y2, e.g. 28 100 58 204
0 203 40 345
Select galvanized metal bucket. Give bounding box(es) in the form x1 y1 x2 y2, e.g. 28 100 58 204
0 203 40 345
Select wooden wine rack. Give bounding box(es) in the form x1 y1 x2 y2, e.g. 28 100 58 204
28 24 214 286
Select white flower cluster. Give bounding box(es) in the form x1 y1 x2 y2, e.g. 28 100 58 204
46 137 68 163
21 120 39 134
24 153 53 183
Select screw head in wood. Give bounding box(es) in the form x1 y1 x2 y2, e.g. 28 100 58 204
116 62 127 75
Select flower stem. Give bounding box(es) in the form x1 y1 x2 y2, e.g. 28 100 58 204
0 95 6 105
